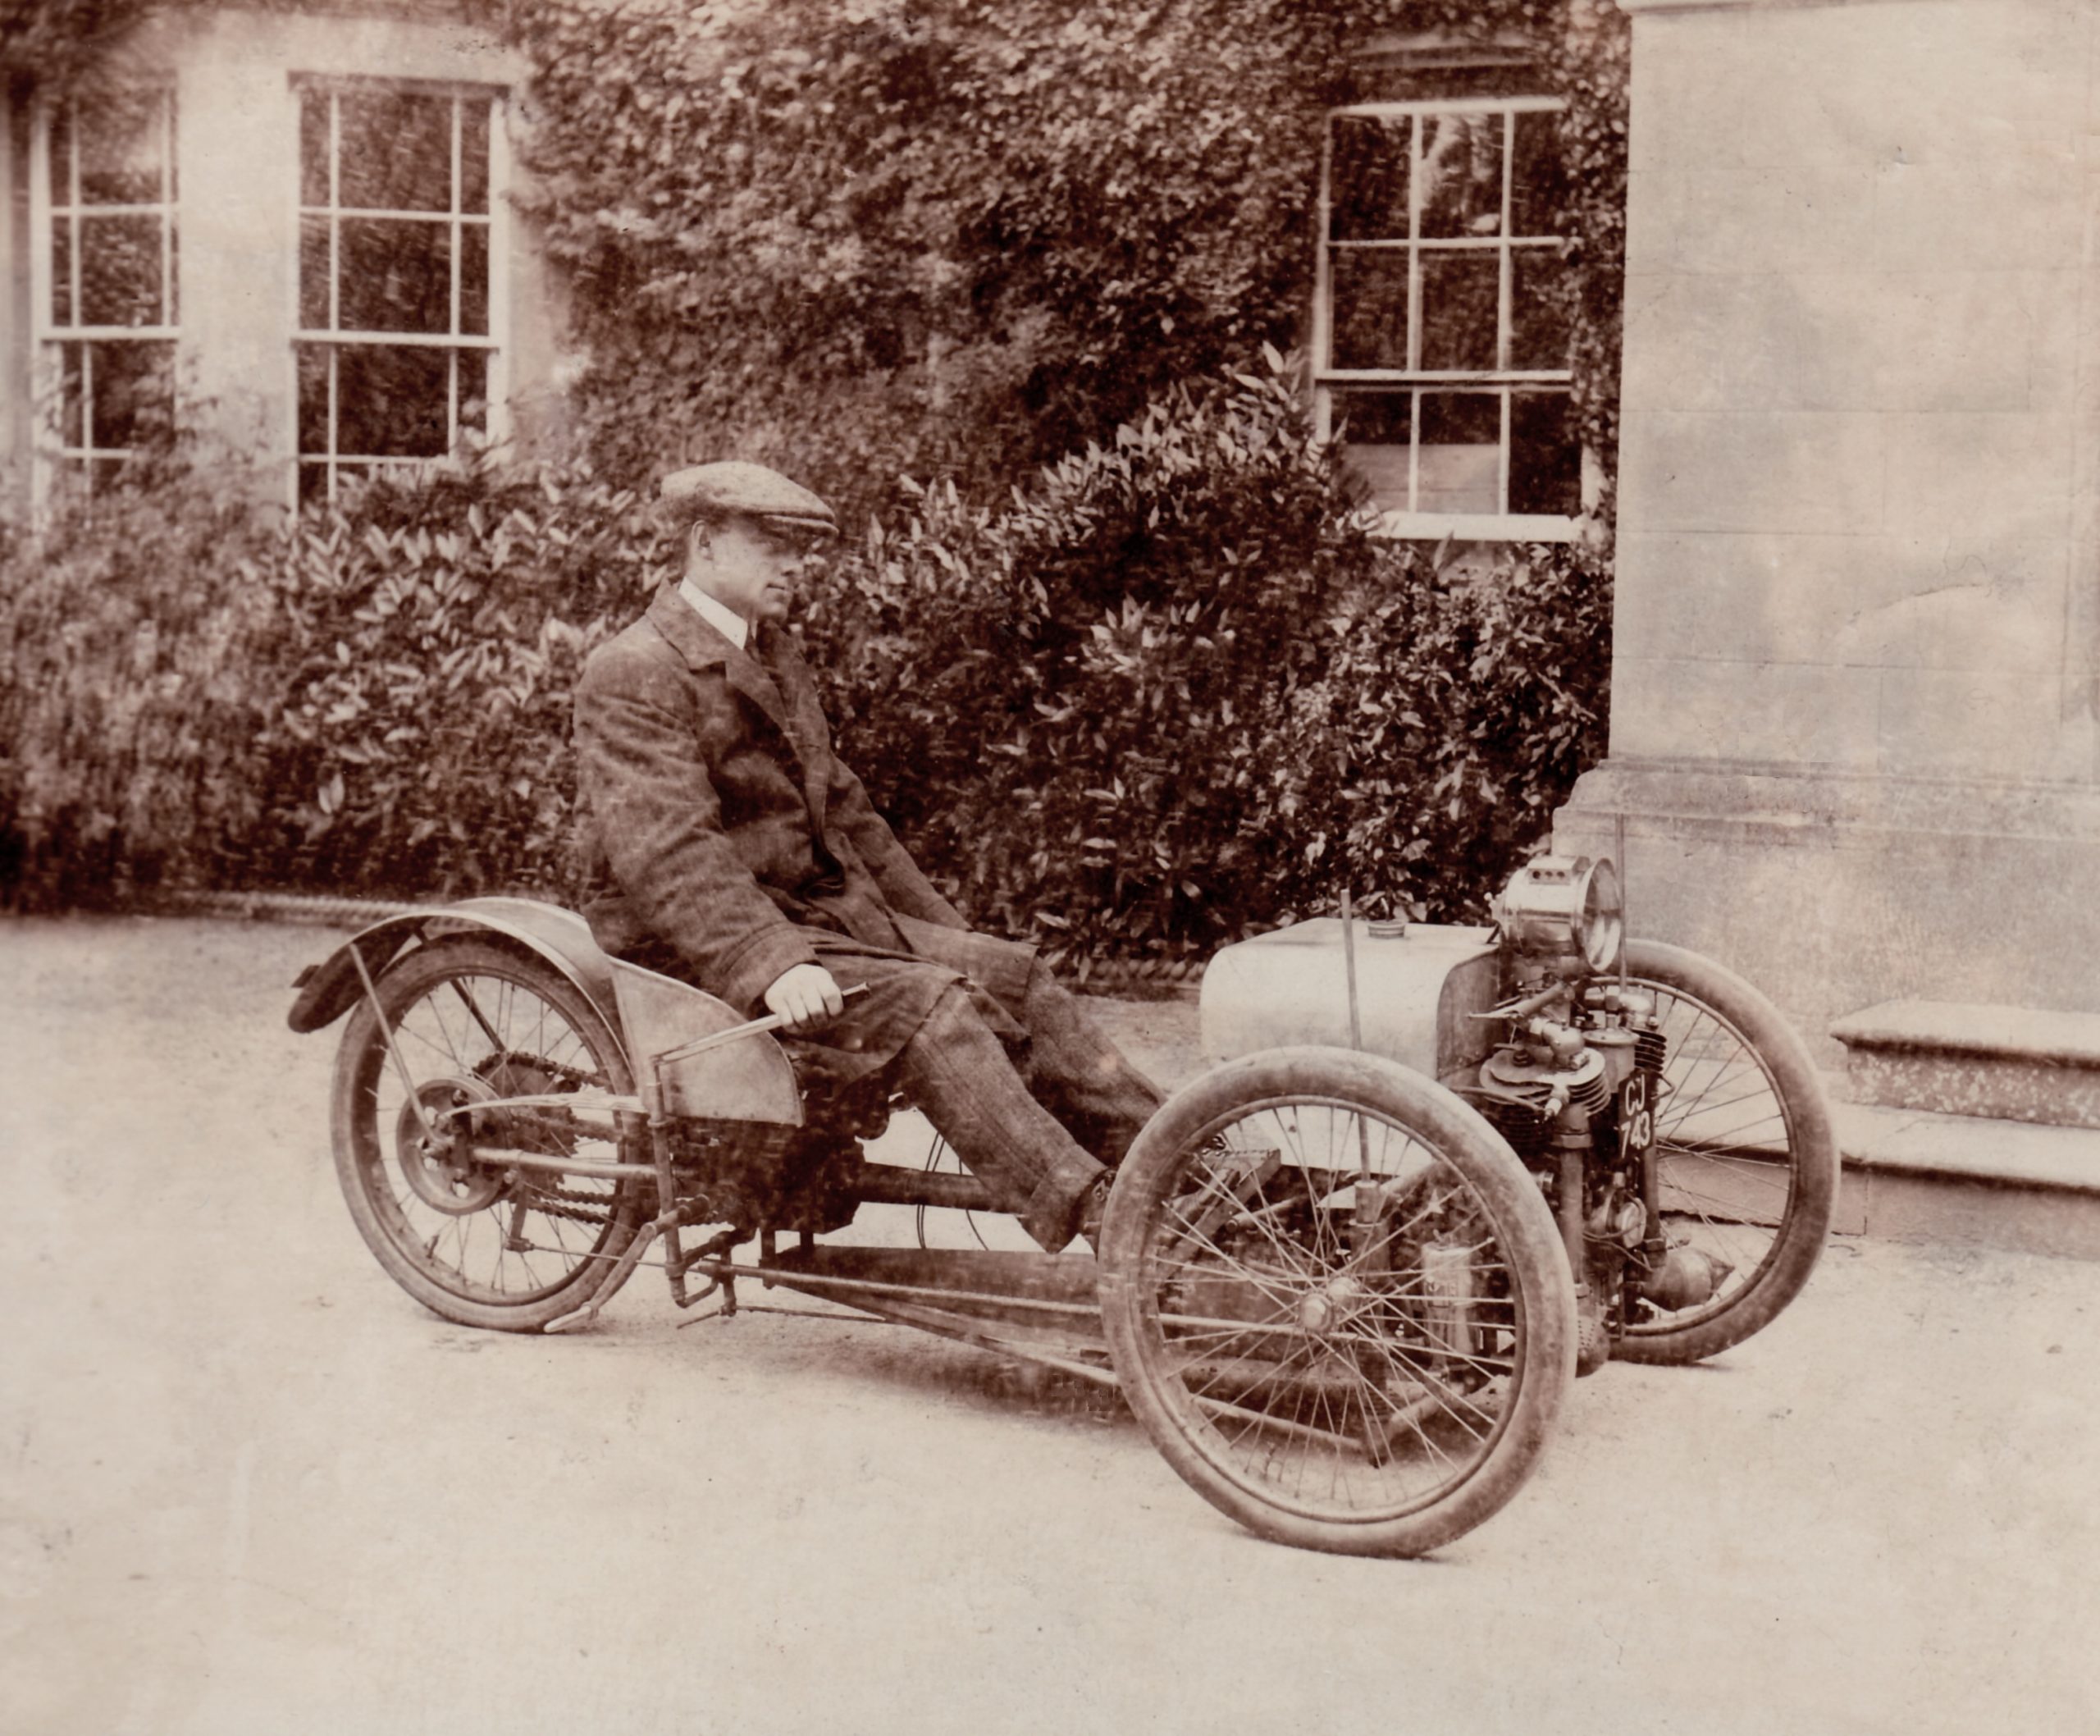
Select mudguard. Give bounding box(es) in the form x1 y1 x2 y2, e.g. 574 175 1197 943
288 895 806 1125
286 896 623 1048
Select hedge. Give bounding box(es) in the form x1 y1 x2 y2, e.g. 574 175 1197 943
0 359 1608 966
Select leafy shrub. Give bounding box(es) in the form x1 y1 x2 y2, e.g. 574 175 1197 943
0 454 662 911
0 360 1606 966
801 352 1611 971
250 459 661 900
0 467 278 907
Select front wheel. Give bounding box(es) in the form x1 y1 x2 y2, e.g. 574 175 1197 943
1098 1048 1576 1560
330 935 651 1332
1611 940 1838 1365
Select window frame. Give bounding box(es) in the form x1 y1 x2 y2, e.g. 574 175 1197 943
289 75 511 508
1314 93 1583 543
27 84 181 500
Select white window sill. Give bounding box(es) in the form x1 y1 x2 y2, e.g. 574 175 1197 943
1365 511 1580 544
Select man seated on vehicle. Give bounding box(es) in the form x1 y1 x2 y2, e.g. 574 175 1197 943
573 460 1163 1251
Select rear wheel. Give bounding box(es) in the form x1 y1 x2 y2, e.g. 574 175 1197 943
1098 1048 1575 1559
1611 940 1838 1364
330 936 650 1332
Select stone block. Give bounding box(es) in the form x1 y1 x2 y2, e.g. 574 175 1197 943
1650 167 1880 278
1615 531 1863 667
1873 156 2086 275
1618 409 1885 536
1614 529 2071 678
1556 761 2100 1062
1784 270 2051 416
1832 999 2100 1127
1851 1167 2100 1259
1878 411 2075 541
1610 657 1881 768
1831 536 2071 675
1874 668 2066 780
1631 1 2092 171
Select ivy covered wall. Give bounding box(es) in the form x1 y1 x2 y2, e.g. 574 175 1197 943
505 0 1629 535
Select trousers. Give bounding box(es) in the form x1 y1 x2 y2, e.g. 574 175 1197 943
890 957 1162 1249
629 915 1163 1250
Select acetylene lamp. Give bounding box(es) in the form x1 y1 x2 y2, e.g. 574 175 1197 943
1492 855 1623 974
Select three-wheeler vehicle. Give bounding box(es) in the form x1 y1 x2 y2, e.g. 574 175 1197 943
290 853 1835 1557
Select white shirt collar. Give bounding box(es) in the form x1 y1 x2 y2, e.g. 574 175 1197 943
678 576 750 651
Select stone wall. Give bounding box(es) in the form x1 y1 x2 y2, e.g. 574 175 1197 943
1559 0 2100 1053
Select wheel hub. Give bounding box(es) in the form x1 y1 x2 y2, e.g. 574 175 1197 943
395 1076 507 1215
1297 1273 1365 1336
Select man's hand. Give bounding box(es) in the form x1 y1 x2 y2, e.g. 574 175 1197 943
764 963 846 1028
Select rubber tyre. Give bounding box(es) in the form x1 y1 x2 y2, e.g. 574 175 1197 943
1098 1047 1577 1559
331 935 650 1332
1611 940 1838 1365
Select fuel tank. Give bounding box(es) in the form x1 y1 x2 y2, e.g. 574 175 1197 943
1199 919 1504 1086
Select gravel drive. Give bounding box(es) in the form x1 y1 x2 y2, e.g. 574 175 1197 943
4 915 2097 1734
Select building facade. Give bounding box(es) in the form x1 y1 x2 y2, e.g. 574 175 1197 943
0 2 573 515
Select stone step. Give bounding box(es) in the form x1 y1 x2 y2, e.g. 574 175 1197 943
1828 999 2100 1130
1833 1092 2100 1261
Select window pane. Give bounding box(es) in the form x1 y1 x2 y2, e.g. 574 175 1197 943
299 216 332 328
1509 391 1580 517
461 100 490 215
1417 392 1501 514
338 217 453 333
57 342 84 448
79 89 167 205
456 347 488 433
296 345 331 455
1418 249 1500 372
1330 389 1413 513
88 340 174 450
1417 111 1503 240
1509 109 1569 240
1509 245 1573 371
335 345 450 457
1328 113 1409 242
78 213 166 327
459 223 488 335
52 220 72 325
1329 250 1411 371
299 460 331 509
300 91 331 208
337 90 454 212
49 101 72 207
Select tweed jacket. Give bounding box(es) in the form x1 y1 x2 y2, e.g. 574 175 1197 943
575 585 970 1016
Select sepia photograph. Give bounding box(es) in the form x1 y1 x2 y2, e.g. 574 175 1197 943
2 0 2096 1730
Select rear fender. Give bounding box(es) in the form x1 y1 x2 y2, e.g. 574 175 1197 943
285 897 625 1066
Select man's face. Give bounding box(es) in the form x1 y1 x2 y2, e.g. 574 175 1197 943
690 517 816 625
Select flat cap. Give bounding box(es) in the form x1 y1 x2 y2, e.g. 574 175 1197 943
660 460 836 533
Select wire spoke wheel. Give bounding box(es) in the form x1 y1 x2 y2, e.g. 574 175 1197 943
330 937 649 1332
1613 940 1838 1364
1099 1048 1574 1559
